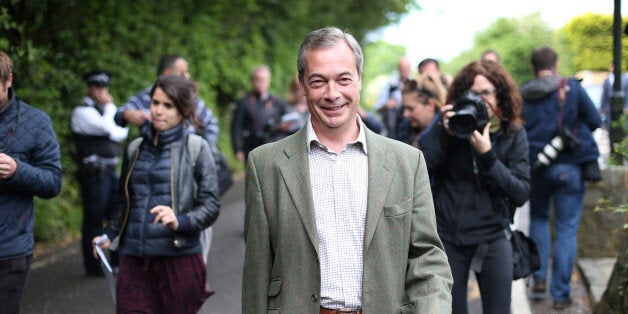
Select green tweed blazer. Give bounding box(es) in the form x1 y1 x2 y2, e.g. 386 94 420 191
242 126 453 313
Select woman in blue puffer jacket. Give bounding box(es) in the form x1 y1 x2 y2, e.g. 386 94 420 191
94 75 220 313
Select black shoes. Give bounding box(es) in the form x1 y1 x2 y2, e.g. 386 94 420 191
85 269 104 277
530 279 572 310
532 280 546 293
553 299 572 310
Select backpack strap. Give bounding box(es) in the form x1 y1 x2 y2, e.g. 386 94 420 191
186 134 203 167
556 78 582 136
126 135 202 164
557 77 567 128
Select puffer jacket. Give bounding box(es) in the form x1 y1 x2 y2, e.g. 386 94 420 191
521 76 601 165
104 123 220 257
0 88 62 260
421 122 530 246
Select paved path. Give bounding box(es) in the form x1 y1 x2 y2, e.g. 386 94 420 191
21 177 596 313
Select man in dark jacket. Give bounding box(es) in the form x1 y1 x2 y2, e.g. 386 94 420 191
0 50 62 313
115 54 219 143
231 64 287 162
521 46 601 310
600 63 628 131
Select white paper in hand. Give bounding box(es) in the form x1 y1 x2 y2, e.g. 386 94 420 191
95 245 116 304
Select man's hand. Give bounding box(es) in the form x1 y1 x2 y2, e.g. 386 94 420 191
236 151 246 163
0 153 17 180
384 97 399 109
93 88 113 105
123 109 151 126
92 235 111 259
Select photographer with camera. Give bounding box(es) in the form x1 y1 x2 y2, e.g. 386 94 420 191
374 56 412 139
521 47 601 310
421 60 530 313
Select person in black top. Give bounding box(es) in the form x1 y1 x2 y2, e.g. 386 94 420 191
231 64 287 162
421 60 530 313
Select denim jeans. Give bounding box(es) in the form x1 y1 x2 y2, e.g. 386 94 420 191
529 163 584 302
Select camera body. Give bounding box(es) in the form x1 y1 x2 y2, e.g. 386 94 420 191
388 83 399 95
532 128 581 172
255 118 280 143
449 90 489 138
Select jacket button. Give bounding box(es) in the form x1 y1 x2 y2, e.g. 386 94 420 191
311 294 318 302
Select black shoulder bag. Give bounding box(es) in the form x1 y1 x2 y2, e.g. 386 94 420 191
511 229 541 280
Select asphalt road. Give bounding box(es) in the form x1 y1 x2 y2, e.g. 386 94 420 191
20 176 591 313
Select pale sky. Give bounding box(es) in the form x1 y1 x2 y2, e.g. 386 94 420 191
369 0 626 66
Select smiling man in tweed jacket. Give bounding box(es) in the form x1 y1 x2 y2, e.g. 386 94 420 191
242 27 452 314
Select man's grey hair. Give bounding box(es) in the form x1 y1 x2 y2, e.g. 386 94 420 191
251 64 271 78
296 27 363 83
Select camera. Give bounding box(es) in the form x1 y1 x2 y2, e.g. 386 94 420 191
449 90 489 138
532 128 581 172
389 83 399 94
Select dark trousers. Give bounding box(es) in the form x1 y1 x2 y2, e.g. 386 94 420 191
77 167 119 275
243 136 266 162
444 237 513 314
0 255 32 314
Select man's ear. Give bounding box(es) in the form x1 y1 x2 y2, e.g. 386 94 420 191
5 73 12 89
427 98 437 109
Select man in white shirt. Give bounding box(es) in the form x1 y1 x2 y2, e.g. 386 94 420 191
71 70 128 277
374 56 412 139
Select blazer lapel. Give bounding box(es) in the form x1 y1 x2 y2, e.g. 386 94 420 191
363 130 393 252
278 129 319 257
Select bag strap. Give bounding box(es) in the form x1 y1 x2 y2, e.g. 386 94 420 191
127 135 202 165
556 78 582 136
186 134 203 167
557 77 567 128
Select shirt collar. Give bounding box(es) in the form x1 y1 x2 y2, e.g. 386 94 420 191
306 114 367 155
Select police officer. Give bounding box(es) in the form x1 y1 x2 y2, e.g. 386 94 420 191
71 70 128 276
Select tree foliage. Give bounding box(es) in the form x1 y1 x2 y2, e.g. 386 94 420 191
562 13 628 71
443 13 555 84
441 12 628 85
0 0 414 242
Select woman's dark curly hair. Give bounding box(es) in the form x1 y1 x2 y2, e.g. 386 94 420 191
150 74 200 132
446 60 523 130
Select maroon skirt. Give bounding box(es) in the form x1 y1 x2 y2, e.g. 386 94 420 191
116 253 210 314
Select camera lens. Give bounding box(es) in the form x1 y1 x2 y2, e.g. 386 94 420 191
449 90 489 138
450 104 479 138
